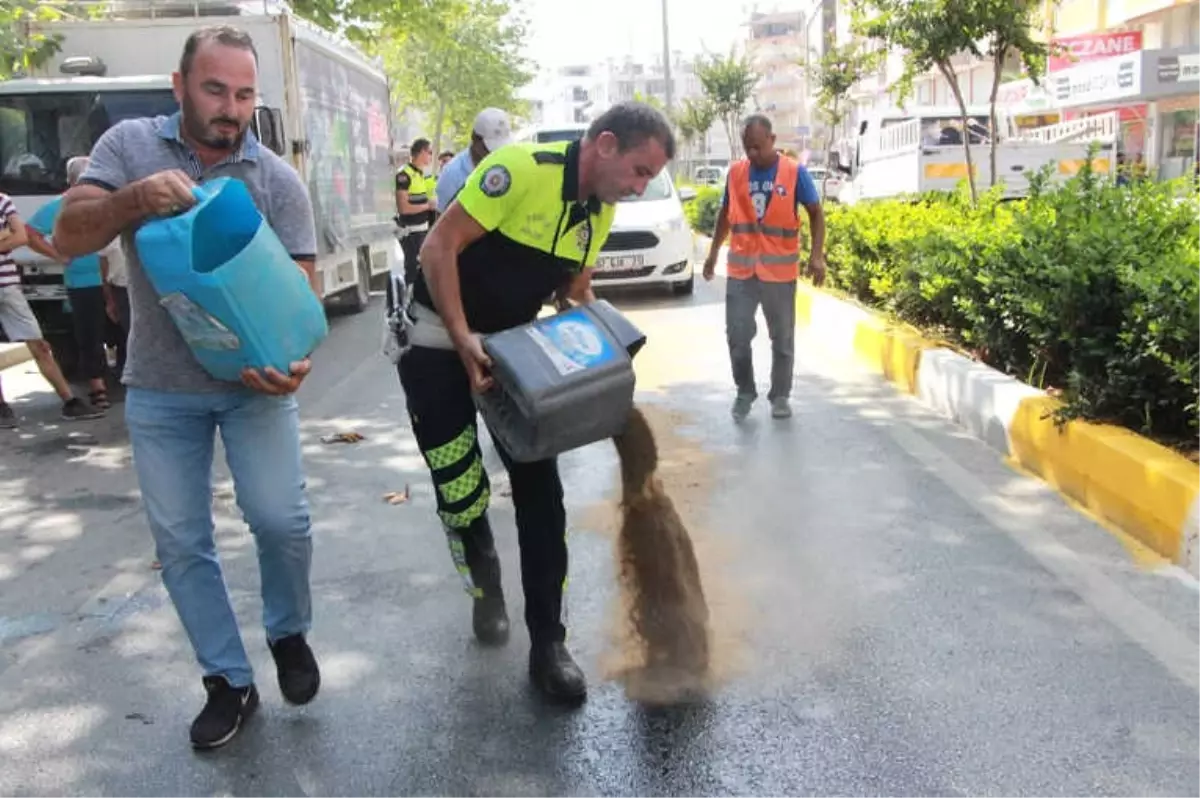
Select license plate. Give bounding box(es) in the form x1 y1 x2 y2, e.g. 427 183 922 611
596 254 644 272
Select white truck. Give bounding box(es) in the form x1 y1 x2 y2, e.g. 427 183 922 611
830 105 1120 205
0 0 400 370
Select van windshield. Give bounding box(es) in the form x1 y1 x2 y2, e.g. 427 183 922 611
0 88 178 196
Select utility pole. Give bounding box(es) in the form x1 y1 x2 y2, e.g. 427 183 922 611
660 0 674 177
661 0 673 116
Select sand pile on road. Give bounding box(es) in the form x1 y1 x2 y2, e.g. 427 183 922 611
610 404 711 704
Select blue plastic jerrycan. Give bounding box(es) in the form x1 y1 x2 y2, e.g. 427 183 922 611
134 176 328 382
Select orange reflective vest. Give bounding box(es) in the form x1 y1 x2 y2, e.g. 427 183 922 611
725 157 801 283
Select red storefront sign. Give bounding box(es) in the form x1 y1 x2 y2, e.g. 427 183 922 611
1065 103 1149 122
1050 31 1144 71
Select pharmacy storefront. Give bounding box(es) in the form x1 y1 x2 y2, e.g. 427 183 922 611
1049 45 1199 178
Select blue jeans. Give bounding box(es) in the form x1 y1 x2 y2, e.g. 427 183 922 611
125 387 313 688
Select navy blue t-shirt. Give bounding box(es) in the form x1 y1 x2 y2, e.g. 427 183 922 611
722 160 820 220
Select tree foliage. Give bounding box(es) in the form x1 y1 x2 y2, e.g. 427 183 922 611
674 97 717 162
970 0 1053 187
378 0 532 154
803 40 880 184
695 52 758 160
854 0 983 201
289 0 455 49
0 0 73 79
854 0 1056 202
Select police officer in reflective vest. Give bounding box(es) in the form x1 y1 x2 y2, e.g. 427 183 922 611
395 138 435 284
398 103 674 705
703 114 827 421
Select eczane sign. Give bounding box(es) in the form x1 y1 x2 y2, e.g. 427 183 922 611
1050 31 1143 72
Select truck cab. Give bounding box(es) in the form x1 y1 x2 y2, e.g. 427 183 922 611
0 2 400 371
0 75 178 357
831 105 1118 205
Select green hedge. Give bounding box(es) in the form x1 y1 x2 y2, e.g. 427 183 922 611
811 164 1199 446
684 185 722 238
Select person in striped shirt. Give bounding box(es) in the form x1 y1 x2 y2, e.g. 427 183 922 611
0 192 103 427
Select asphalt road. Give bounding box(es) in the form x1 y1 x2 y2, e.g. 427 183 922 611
0 274 1197 797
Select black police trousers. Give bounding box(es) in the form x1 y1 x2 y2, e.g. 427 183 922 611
397 344 568 645
399 230 426 285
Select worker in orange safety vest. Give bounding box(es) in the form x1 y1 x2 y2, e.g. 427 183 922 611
702 114 826 421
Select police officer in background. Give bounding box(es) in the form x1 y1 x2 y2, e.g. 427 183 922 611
435 108 513 211
395 138 435 284
398 102 674 705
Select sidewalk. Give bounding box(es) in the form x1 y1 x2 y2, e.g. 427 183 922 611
0 342 31 371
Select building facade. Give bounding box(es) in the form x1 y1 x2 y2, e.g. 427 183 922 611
746 9 809 153
518 55 735 167
835 0 1198 178
1036 0 1199 177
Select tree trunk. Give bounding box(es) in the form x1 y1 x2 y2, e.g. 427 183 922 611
823 97 840 198
988 47 1006 189
724 114 740 161
939 61 978 205
432 96 447 160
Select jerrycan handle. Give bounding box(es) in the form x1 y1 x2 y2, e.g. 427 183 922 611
190 184 212 204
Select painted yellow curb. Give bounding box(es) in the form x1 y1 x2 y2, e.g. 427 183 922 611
796 282 936 395
1010 396 1198 563
794 281 1200 567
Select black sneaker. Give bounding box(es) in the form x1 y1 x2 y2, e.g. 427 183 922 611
529 641 587 705
268 634 320 705
61 397 104 421
190 676 259 750
0 403 16 429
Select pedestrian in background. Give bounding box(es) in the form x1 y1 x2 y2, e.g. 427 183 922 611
0 191 103 427
702 114 827 421
395 138 435 284
26 156 117 409
435 108 513 212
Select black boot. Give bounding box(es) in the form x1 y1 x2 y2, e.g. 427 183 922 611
529 641 587 704
473 592 510 646
458 519 510 646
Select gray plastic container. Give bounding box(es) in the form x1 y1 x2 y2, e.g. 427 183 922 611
475 299 646 463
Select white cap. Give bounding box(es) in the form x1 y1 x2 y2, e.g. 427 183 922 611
473 108 513 152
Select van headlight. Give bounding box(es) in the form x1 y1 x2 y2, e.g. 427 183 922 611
658 217 686 234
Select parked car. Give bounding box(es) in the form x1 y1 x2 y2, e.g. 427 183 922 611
693 164 727 187
807 165 844 203
592 169 694 296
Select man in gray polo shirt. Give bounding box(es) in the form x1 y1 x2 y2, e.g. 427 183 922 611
54 25 321 751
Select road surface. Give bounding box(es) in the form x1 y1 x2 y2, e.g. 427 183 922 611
0 275 1196 796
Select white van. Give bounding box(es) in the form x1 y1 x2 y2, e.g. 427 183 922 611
516 124 588 144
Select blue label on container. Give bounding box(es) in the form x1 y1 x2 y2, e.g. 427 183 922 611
528 309 616 376
159 292 241 351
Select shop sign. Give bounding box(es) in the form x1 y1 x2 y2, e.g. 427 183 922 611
1065 104 1149 123
1050 31 1143 71
996 78 1056 111
996 79 1033 104
1156 52 1200 83
1049 53 1141 107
